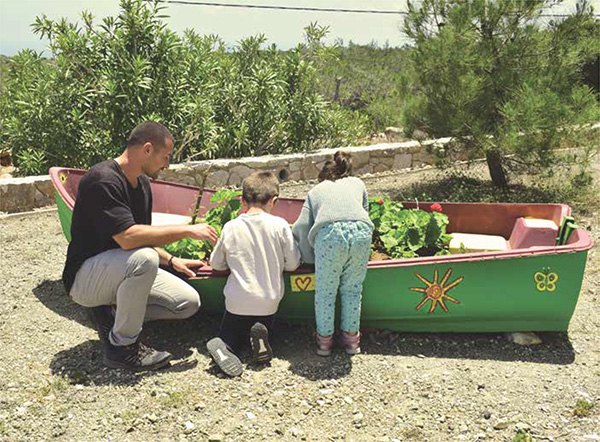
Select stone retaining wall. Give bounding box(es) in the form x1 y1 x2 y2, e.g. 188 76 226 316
160 137 451 187
0 138 451 213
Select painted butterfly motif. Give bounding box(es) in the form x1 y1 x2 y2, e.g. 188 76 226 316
534 268 559 292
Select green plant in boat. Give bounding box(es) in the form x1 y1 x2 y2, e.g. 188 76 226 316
164 189 241 260
166 192 450 261
369 196 451 259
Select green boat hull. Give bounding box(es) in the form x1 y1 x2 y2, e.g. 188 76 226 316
51 168 592 333
189 250 587 332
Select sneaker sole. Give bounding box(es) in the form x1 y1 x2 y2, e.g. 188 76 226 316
344 347 361 355
102 353 172 372
316 348 332 357
207 338 243 377
250 323 273 364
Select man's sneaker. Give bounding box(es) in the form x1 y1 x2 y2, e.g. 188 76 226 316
206 337 243 377
87 305 114 345
316 333 334 357
250 323 273 365
103 341 172 371
340 331 361 355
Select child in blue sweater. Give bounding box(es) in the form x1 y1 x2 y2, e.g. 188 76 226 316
292 151 373 356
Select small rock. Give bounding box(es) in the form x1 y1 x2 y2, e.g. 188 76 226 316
475 433 486 440
493 419 509 430
483 411 491 419
208 435 223 442
515 422 530 432
353 412 364 423
183 421 195 434
194 402 206 411
246 411 256 420
506 332 542 345
344 396 353 404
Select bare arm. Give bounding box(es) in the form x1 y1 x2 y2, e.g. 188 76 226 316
113 223 218 251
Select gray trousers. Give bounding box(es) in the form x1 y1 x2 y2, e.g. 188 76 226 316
70 247 200 346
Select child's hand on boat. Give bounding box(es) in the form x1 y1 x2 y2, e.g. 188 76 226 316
187 223 218 244
171 257 207 277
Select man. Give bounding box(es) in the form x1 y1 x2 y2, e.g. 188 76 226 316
62 121 217 371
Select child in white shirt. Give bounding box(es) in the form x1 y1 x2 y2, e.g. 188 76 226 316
207 171 301 376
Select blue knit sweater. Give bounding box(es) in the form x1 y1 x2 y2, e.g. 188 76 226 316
292 177 373 264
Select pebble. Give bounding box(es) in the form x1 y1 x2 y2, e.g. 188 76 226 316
246 412 256 420
493 419 509 430
183 421 194 434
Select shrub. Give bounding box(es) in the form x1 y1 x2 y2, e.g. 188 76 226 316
0 1 368 175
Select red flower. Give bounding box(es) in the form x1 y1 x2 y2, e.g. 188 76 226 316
430 203 442 212
376 198 384 205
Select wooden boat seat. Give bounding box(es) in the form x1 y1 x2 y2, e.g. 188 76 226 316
152 212 192 226
449 233 508 254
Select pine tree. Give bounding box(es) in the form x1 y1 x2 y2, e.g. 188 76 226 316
402 0 599 188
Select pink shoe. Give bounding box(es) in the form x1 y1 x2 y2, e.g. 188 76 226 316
316 334 333 356
340 331 361 355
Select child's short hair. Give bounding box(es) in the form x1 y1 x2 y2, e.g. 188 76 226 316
242 171 280 205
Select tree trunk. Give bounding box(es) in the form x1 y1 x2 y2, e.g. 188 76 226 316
333 77 342 103
485 150 509 189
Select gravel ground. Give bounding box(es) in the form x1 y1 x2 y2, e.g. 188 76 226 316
0 166 598 442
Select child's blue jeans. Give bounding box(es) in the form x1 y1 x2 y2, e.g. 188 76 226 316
314 221 373 336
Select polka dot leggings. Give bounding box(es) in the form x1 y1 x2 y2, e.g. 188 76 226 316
314 221 373 336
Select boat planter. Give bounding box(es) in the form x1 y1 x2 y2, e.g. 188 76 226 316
50 167 593 333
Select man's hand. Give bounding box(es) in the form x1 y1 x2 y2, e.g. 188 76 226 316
171 257 206 278
187 223 218 244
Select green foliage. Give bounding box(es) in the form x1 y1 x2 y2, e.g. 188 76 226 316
402 0 600 187
315 42 412 131
512 431 534 442
573 399 595 417
369 197 451 259
163 189 241 260
0 1 368 175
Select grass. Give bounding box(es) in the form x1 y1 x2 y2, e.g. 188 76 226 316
513 431 535 442
407 166 599 217
37 376 70 398
573 399 595 417
160 391 188 409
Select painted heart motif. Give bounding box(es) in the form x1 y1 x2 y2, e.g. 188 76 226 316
295 276 313 291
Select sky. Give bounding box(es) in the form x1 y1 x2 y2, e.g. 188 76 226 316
0 0 595 56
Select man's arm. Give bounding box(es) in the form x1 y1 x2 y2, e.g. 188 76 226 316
114 223 217 250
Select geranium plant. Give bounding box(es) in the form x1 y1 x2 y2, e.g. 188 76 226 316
369 197 451 259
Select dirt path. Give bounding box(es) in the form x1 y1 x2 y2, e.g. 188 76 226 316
0 166 598 442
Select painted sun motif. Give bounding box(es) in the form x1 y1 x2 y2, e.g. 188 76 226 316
59 173 67 184
410 268 464 314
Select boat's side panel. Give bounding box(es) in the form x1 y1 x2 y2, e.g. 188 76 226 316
55 190 73 242
189 250 587 332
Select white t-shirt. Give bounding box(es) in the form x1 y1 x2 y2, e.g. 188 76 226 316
209 212 301 316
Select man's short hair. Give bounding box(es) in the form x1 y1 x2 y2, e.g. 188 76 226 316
127 121 174 149
242 171 280 206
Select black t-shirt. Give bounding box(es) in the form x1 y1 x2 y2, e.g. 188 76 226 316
62 160 152 293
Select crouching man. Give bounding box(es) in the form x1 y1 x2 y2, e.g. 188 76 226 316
62 121 217 371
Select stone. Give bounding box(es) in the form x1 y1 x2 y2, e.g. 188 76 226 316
350 150 370 169
301 162 320 180
209 435 224 442
183 421 195 434
506 332 542 345
493 419 509 430
371 163 387 174
205 170 230 188
384 126 404 139
289 161 302 172
393 153 412 170
354 165 373 176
